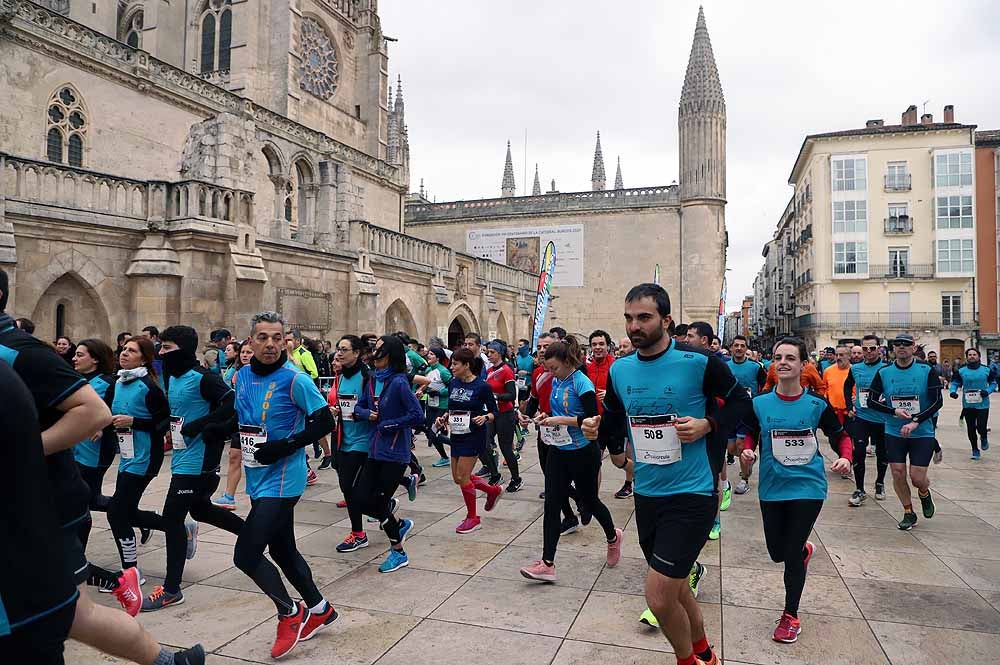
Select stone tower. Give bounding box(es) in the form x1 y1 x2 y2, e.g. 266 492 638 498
591 131 606 191
532 164 542 196
501 141 516 198
678 6 727 323
614 157 624 190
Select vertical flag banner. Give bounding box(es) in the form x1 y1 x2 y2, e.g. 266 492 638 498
531 241 557 348
718 276 727 339
653 264 661 286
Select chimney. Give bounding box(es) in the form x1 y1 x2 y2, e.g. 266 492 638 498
866 119 885 128
944 104 955 123
921 113 933 125
902 105 918 126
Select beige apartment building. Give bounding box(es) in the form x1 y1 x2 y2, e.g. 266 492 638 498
766 105 980 361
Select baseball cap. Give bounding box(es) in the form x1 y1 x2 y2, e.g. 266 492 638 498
210 329 232 342
890 333 915 346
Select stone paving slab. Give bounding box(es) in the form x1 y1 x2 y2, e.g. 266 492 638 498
69 399 1000 664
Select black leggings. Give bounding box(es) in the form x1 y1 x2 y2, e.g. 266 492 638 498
537 434 576 521
354 458 408 544
107 471 164 570
490 410 520 481
336 449 368 533
760 499 823 617
542 442 616 562
234 496 322 614
76 463 111 549
425 407 448 459
850 419 887 491
160 474 244 593
963 408 989 452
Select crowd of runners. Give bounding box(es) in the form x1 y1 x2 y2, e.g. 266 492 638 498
1 265 994 665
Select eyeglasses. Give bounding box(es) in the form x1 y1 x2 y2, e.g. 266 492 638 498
862 346 879 351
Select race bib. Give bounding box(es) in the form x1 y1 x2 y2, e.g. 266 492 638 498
449 411 471 435
116 427 134 459
239 424 266 468
338 394 357 421
169 416 186 450
858 390 869 409
965 390 983 404
516 377 527 391
890 395 919 413
629 414 681 465
770 428 817 466
541 424 573 447
427 394 440 408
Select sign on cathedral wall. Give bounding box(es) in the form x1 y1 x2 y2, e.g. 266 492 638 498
466 225 584 287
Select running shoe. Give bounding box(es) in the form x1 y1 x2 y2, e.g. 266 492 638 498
898 511 918 530
456 516 481 534
689 561 706 598
538 491 546 499
407 474 419 501
313 443 322 459
983 438 990 451
336 499 348 508
378 548 409 573
772 612 801 643
560 516 580 535
397 518 415 544
726 453 735 466
519 560 556 582
113 566 143 617
933 449 943 464
432 457 450 468
638 608 659 627
918 490 935 518
174 644 206 665
866 444 875 457
606 527 623 567
271 603 306 659
418 473 427 486
484 486 503 512
708 517 721 540
212 493 236 510
580 505 593 526
614 482 633 499
299 602 338 641
318 456 333 470
475 465 490 478
185 520 199 560
840 473 852 480
848 489 867 507
140 527 153 545
874 483 885 501
803 541 815 569
697 651 720 665
972 449 982 460
101 567 145 593
336 532 369 553
720 482 732 511
733 477 750 495
141 586 184 612
506 477 523 493
488 473 503 486
306 468 318 486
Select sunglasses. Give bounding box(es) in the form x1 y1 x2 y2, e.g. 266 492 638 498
891 341 913 347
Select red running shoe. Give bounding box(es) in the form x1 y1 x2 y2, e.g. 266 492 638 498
336 499 348 508
299 602 338 642
803 540 815 569
113 567 142 617
484 486 503 512
306 469 318 486
772 611 802 643
271 603 306 659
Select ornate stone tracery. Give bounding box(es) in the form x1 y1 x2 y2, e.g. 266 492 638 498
298 17 339 100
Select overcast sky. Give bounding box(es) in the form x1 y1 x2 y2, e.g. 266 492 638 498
379 0 1000 310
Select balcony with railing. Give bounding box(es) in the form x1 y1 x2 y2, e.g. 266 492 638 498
348 220 454 274
793 269 812 290
884 173 912 192
867 263 934 279
884 215 913 234
793 312 975 331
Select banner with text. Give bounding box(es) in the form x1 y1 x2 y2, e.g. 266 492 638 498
531 242 557 348
467 224 584 287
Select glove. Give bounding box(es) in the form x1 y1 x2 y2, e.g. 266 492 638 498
950 392 958 399
181 418 206 438
253 438 297 465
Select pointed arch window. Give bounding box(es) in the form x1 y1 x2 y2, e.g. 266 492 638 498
200 0 233 74
118 8 144 48
46 86 87 167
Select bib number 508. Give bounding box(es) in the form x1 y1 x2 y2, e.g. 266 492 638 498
643 429 664 440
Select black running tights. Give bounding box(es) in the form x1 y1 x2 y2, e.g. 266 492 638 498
542 442 616 563
107 471 163 570
354 458 408 544
760 499 823 617
336 450 368 533
76 463 111 549
850 419 887 492
963 408 989 452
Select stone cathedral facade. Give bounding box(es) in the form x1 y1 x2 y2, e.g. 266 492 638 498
407 7 728 337
0 0 536 347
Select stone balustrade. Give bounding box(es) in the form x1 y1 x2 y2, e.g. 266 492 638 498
349 220 454 272
161 179 254 225
471 254 537 292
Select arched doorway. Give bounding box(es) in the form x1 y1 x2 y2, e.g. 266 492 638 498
447 302 480 350
495 312 510 344
384 299 417 338
31 272 111 343
448 318 466 351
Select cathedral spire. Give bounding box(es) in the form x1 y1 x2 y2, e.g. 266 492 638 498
501 141 516 198
614 157 624 190
591 131 606 191
394 75 405 123
532 164 541 196
679 5 726 202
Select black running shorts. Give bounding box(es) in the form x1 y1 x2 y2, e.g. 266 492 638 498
886 434 935 467
634 492 716 579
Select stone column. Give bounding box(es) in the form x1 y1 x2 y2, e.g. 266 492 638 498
125 233 184 330
268 175 289 240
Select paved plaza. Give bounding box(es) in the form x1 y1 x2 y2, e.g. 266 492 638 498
68 399 1000 665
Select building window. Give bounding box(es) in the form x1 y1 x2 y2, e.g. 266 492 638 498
199 0 232 74
885 161 910 190
935 152 972 188
889 247 909 277
834 242 868 275
55 303 66 339
299 17 339 100
833 200 867 233
937 239 974 273
942 293 962 326
832 157 866 192
45 86 87 167
936 195 973 229
118 7 143 48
